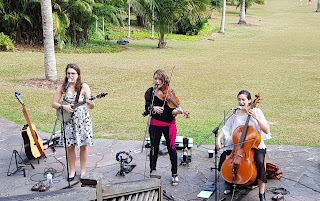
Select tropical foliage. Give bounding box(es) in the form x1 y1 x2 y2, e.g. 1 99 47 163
0 0 213 49
0 32 16 51
0 0 125 49
146 0 211 48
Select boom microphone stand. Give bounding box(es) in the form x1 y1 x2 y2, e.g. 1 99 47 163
198 108 240 201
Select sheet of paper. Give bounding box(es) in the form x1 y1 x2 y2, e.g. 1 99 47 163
197 190 213 198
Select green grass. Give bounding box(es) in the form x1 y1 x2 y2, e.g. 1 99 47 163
58 41 125 53
0 0 319 148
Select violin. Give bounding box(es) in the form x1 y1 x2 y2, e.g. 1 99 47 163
221 93 261 185
156 85 190 118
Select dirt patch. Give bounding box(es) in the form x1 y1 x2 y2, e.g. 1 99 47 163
229 23 259 27
21 78 62 90
14 44 43 53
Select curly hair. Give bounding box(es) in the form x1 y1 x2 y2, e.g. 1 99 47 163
153 69 169 86
63 63 82 92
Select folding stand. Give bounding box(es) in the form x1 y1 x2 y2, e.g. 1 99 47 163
7 150 34 177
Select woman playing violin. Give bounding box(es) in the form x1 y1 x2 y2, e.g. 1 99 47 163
144 69 183 186
216 90 271 201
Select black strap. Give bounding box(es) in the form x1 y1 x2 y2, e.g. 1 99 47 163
75 91 80 104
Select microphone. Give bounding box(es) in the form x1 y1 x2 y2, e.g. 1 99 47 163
64 79 72 91
153 84 158 91
231 106 242 110
152 84 158 94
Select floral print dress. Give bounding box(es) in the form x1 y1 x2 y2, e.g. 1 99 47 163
60 93 93 147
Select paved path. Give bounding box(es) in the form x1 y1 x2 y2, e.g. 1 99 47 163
0 116 319 200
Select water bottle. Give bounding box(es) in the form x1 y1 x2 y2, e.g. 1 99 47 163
47 173 53 188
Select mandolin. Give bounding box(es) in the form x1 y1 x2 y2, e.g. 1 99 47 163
56 92 107 122
15 92 45 159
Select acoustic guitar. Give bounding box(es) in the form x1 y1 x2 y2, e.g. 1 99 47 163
15 92 45 160
56 92 107 122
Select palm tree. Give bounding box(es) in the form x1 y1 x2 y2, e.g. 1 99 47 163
238 0 246 24
236 0 264 24
127 0 131 38
40 0 57 81
147 0 210 48
219 0 226 33
52 3 70 50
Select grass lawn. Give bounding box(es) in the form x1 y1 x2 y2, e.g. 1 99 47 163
0 0 319 148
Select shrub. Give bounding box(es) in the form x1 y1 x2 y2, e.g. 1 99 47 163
0 33 16 51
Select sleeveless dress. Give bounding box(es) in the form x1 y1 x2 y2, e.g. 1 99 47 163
60 93 93 147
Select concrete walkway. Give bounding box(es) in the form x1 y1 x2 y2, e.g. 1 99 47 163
0 116 319 201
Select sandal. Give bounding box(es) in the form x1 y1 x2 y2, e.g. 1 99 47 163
171 174 179 186
224 189 231 195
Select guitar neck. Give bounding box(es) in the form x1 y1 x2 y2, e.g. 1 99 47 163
22 107 33 131
72 100 87 109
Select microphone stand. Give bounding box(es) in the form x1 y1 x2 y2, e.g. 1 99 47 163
141 85 157 152
141 85 157 179
59 103 72 188
198 109 237 201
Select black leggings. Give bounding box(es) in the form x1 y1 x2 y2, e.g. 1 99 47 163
218 149 267 189
149 125 177 176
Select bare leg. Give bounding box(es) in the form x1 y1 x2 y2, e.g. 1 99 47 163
80 145 88 177
258 179 265 194
67 145 76 177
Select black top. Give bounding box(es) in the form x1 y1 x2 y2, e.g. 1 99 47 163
144 87 175 123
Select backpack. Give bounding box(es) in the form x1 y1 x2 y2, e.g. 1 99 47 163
266 163 283 180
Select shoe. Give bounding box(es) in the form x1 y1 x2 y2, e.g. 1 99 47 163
224 189 232 195
67 172 76 181
171 174 179 186
259 193 266 201
38 183 49 192
31 182 42 191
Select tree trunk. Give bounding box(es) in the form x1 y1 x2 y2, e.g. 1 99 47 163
72 18 77 44
158 30 166 48
238 0 246 24
151 8 155 39
102 18 105 35
40 0 57 81
316 0 320 12
219 0 227 33
127 0 131 38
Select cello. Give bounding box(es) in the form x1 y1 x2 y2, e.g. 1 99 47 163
221 93 261 186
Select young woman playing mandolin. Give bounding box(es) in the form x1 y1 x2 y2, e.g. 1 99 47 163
52 64 95 181
216 90 271 201
144 69 183 186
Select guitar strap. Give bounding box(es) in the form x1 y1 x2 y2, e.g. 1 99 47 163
75 91 80 104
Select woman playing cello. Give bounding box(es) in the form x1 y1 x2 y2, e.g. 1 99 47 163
216 90 271 201
144 69 183 186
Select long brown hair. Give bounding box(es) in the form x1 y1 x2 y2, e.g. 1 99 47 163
63 63 82 92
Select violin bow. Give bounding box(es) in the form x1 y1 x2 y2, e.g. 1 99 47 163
162 66 175 108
